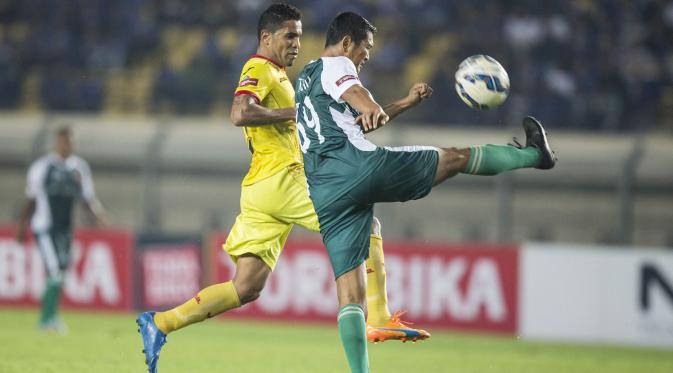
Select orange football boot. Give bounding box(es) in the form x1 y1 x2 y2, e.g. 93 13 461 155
366 311 431 343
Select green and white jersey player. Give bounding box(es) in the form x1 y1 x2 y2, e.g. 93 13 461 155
294 11 557 373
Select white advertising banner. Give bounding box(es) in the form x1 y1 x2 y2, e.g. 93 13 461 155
521 243 673 348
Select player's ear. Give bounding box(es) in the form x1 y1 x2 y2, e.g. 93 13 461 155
260 30 273 46
341 35 352 53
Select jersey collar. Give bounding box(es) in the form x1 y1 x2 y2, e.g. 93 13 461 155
251 54 284 69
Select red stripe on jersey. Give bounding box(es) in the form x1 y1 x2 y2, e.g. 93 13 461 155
234 90 261 104
239 78 259 87
336 75 358 86
251 54 283 69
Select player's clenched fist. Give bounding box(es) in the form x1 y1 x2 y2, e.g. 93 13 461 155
408 83 433 105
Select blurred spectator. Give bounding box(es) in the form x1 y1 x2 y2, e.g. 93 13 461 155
0 0 671 131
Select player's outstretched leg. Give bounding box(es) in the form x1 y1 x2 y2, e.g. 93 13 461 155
519 116 556 169
135 259 263 372
136 281 242 372
365 217 430 343
461 115 556 176
431 115 557 185
137 312 167 373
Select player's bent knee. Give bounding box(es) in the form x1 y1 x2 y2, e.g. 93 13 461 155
236 284 263 305
240 291 261 304
371 216 382 236
232 279 266 305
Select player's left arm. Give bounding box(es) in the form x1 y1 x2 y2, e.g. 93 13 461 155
355 82 432 133
381 82 433 122
78 159 108 227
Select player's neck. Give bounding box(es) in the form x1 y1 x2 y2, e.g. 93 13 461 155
322 46 345 58
54 150 71 160
254 48 284 68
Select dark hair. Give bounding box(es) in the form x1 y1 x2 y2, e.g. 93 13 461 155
257 3 302 42
325 12 376 47
56 125 72 137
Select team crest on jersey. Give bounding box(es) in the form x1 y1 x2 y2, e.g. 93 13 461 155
239 75 259 87
336 75 357 86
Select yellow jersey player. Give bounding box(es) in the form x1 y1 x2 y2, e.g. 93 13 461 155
136 4 427 372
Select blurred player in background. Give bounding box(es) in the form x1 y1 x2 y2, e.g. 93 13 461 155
294 11 557 372
136 3 427 373
15 125 108 334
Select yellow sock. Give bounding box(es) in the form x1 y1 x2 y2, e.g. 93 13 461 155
154 281 241 334
365 234 392 326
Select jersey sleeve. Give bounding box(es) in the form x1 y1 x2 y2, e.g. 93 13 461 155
77 158 96 202
320 56 362 103
234 61 274 104
25 160 45 199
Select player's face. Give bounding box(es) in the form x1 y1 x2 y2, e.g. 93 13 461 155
347 31 374 73
55 134 73 158
270 20 302 67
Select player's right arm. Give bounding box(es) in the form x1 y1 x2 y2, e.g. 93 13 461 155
321 56 388 132
341 85 388 132
16 161 41 243
230 95 295 127
229 61 295 127
15 199 35 243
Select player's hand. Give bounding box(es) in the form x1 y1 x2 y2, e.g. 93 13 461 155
356 106 389 132
15 225 26 244
407 83 433 106
95 215 110 228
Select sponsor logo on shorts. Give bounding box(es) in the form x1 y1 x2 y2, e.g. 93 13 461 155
336 75 358 86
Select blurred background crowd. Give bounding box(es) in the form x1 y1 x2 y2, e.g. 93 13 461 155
0 0 671 130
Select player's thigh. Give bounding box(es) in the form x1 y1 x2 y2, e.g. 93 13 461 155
358 146 439 204
279 167 320 232
242 166 320 232
317 195 373 279
223 209 292 271
34 232 61 278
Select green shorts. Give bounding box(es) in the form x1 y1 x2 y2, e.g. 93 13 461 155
34 229 73 279
310 146 439 278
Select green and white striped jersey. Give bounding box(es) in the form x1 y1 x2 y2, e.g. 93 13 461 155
294 56 384 208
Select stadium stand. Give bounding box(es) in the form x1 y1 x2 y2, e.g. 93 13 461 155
0 0 671 130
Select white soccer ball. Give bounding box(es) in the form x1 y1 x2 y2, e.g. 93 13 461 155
455 55 510 110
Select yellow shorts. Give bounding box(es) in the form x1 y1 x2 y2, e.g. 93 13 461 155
223 164 320 270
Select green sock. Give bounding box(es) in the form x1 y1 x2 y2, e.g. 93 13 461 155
463 144 541 175
40 280 62 325
337 304 369 373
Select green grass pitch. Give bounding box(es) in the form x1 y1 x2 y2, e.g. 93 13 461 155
0 308 671 372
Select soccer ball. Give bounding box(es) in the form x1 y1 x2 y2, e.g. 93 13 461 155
455 55 510 110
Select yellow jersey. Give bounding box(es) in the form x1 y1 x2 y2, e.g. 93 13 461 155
234 54 302 186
